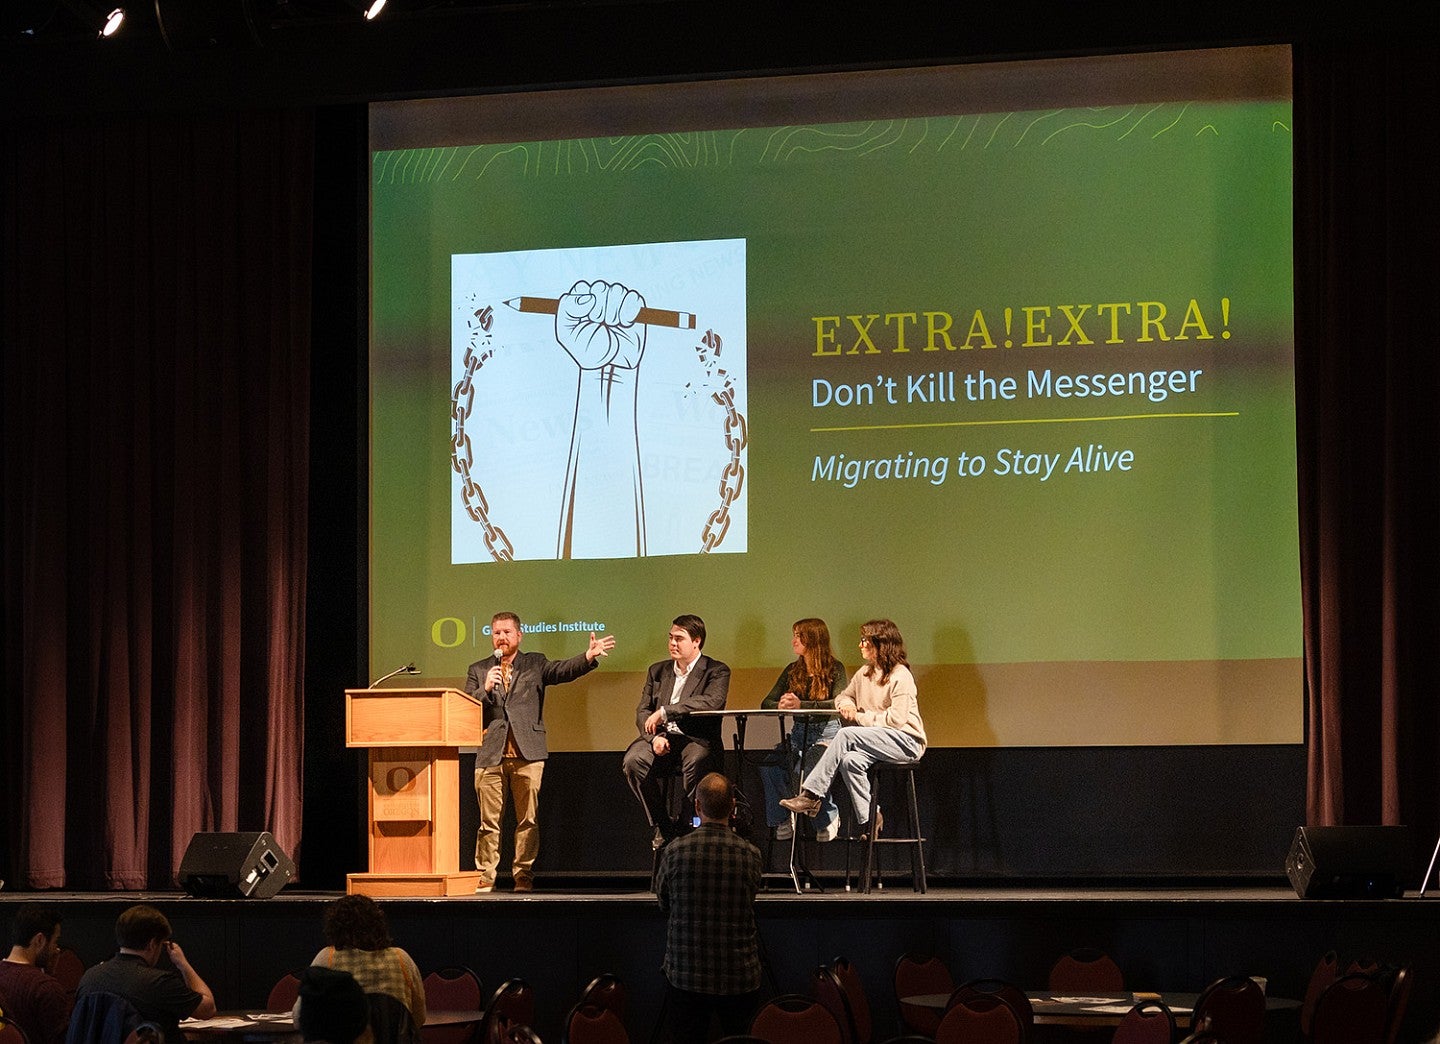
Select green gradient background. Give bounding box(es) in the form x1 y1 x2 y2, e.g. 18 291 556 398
370 92 1299 747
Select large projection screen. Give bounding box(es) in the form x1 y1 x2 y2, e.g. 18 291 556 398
368 45 1299 752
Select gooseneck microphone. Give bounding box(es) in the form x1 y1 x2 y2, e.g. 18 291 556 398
369 662 420 687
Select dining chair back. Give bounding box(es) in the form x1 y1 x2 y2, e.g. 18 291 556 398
1047 949 1124 992
893 953 952 1038
422 967 483 1044
481 1016 510 1044
266 969 303 1012
1309 972 1389 1044
947 980 1032 1041
813 965 856 1044
50 949 86 998
1299 950 1339 1037
1383 965 1413 1044
827 958 873 1044
563 1001 629 1044
368 991 422 1044
750 993 845 1044
481 980 535 1044
1112 1000 1175 1044
577 973 627 1022
934 994 1023 1044
1191 974 1264 1044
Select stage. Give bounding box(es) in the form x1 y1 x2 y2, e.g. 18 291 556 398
6 882 1438 1042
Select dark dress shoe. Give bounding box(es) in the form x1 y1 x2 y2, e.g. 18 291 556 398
779 792 822 817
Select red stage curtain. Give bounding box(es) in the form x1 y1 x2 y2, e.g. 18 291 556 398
1 111 313 889
1294 43 1440 834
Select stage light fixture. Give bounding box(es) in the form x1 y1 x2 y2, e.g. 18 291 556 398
57 0 125 37
346 0 387 19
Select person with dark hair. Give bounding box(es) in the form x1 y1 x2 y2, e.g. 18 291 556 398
622 614 730 851
780 618 926 837
758 618 847 843
311 895 425 1036
654 772 762 1040
71 904 216 1044
0 904 71 1044
295 967 371 1044
464 610 615 893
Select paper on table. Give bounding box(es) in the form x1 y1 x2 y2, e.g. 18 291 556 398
182 1013 294 1029
1043 997 1123 1005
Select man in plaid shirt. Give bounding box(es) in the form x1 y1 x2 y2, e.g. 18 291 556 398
654 772 762 1040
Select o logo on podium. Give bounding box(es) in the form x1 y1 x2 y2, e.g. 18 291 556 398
386 766 417 793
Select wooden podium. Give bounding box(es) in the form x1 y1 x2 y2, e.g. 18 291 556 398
345 686 484 897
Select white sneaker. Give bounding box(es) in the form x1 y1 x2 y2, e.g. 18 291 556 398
815 820 840 843
774 821 794 841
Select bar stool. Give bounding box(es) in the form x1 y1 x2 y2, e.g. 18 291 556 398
847 760 926 893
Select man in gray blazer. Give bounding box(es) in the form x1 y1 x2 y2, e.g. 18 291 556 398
622 614 731 851
465 611 615 892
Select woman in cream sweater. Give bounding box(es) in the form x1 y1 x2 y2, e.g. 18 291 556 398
779 618 925 837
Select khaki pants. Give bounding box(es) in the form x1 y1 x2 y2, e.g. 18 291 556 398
475 757 544 885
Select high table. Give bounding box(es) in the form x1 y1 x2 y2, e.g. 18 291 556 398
689 707 837 894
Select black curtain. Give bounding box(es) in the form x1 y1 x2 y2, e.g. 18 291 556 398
1294 41 1440 841
1 110 313 888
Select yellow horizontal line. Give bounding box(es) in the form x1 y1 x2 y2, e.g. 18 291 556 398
810 411 1239 433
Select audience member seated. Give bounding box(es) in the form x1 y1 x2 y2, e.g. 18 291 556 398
311 895 426 1040
0 904 72 1044
296 967 372 1044
70 905 216 1044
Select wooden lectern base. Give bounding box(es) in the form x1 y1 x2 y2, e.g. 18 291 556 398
347 871 485 897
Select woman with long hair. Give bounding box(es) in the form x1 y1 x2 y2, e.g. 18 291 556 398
310 894 426 1041
759 618 847 842
779 618 926 837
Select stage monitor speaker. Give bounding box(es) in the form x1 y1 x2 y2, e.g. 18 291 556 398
1285 825 1411 899
179 831 294 899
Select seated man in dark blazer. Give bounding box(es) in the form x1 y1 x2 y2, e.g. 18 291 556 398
622 614 730 850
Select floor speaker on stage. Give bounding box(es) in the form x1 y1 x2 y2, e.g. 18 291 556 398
179 831 295 899
1285 825 1411 899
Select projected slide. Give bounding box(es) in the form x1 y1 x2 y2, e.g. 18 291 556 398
370 46 1300 750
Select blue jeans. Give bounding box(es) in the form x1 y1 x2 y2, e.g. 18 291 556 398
800 725 923 827
760 718 840 833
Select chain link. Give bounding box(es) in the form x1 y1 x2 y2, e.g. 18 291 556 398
697 330 748 552
450 303 514 561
